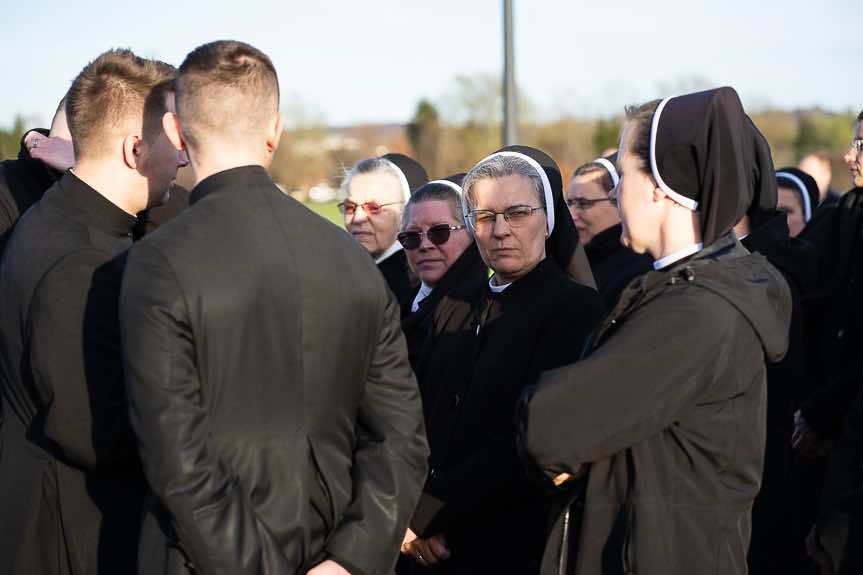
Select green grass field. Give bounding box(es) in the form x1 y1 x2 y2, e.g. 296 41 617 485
303 201 344 228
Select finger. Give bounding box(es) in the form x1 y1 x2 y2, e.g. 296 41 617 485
553 472 573 486
428 536 451 560
414 539 442 565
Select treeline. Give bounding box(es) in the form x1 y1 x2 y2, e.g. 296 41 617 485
2 80 856 195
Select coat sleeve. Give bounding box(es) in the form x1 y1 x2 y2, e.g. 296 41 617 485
324 287 430 575
518 288 738 479
27 248 137 470
121 242 288 575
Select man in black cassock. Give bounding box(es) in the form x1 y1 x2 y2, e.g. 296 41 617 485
121 40 428 575
0 50 186 574
0 96 75 571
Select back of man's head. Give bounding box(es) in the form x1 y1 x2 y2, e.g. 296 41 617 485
66 49 176 162
175 40 279 157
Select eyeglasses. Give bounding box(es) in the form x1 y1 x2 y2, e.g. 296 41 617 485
566 197 615 211
467 205 545 230
337 200 403 216
397 224 466 250
850 138 863 153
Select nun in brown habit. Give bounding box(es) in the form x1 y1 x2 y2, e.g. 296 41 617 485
518 88 793 575
399 146 601 574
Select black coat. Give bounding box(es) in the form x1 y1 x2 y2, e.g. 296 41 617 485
519 234 792 575
741 212 820 574
583 223 652 311
798 188 863 440
400 243 488 371
0 129 62 255
120 166 429 575
0 171 145 574
379 248 420 317
407 258 603 574
133 183 190 240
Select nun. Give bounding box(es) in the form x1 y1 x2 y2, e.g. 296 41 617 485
340 153 428 315
517 87 793 575
772 167 819 238
567 154 652 309
400 146 601 574
398 176 488 370
732 124 821 574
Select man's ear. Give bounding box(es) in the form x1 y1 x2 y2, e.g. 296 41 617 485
122 134 141 170
163 112 186 152
266 113 284 154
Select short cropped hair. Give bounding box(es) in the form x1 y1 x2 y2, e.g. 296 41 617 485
176 40 279 151
572 162 615 194
623 99 662 174
461 155 545 212
66 49 176 159
403 183 465 228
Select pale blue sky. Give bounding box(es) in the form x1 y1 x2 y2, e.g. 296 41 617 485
1 0 858 129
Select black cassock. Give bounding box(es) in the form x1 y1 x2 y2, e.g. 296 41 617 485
0 129 62 254
408 257 602 574
583 222 652 311
0 171 145 574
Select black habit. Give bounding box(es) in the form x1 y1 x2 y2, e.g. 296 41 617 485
379 247 420 317
121 166 429 575
518 88 793 575
0 170 146 574
400 243 488 371
404 146 603 574
583 223 652 311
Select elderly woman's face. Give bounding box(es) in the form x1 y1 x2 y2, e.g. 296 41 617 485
344 172 404 259
470 174 547 284
402 199 473 286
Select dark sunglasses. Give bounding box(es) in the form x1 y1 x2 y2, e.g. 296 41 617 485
337 200 403 216
397 224 466 250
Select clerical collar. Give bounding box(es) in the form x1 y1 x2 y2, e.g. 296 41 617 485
62 170 138 237
375 241 403 264
488 276 511 293
411 282 434 312
653 243 704 271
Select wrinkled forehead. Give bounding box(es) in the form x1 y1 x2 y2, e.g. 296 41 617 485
347 171 405 205
405 199 461 228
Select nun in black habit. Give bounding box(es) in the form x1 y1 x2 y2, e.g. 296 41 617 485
400 146 601 574
340 153 428 316
734 123 821 574
398 176 489 371
518 87 792 575
567 154 652 310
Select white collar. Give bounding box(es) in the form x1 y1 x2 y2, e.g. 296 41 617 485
411 282 434 312
652 242 704 271
488 276 512 293
374 241 403 265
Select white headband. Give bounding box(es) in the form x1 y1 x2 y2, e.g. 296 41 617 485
650 96 699 211
463 150 556 235
776 171 813 222
593 157 620 187
428 179 463 196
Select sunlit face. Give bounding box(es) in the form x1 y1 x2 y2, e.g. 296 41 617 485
844 121 863 188
138 92 189 208
567 173 620 245
402 199 473 286
470 174 547 284
777 186 807 237
610 124 663 255
344 172 405 259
